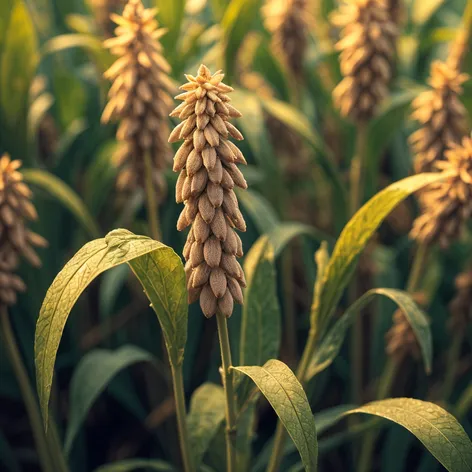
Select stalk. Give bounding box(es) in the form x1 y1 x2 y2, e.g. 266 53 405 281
0 306 55 472
170 363 195 472
216 312 238 472
448 0 472 71
143 151 161 241
358 243 429 472
442 331 465 401
349 123 368 405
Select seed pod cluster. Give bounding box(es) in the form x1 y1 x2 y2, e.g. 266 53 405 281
262 0 311 79
170 65 247 318
410 61 469 173
410 136 472 248
448 269 472 334
101 0 173 199
0 155 47 305
332 0 398 122
385 293 426 362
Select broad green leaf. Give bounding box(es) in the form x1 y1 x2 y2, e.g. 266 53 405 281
346 398 472 472
65 346 154 455
94 459 175 472
307 289 431 381
240 236 281 366
315 172 450 331
22 169 101 239
268 222 332 258
35 229 187 427
221 0 261 82
411 0 445 27
154 0 185 55
314 405 356 436
0 0 39 157
0 0 14 54
237 188 279 234
187 383 226 469
210 0 229 21
235 359 318 472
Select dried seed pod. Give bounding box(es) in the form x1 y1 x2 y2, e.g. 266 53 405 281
102 0 173 201
410 136 472 248
171 65 248 318
332 0 398 123
448 269 472 334
410 61 469 173
0 155 47 306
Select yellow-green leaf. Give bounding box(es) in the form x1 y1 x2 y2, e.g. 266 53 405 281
35 229 187 427
315 173 449 331
234 359 318 472
22 169 101 239
187 383 226 469
306 289 432 381
346 398 472 472
154 0 185 55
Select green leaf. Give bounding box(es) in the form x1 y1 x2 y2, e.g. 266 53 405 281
65 345 154 455
187 383 226 469
94 459 176 472
27 92 54 149
314 405 356 436
22 169 101 239
411 0 445 27
235 359 318 472
240 236 281 366
306 289 432 381
0 0 39 157
154 0 185 55
237 188 279 234
35 229 187 427
315 172 450 331
221 0 261 83
346 398 472 472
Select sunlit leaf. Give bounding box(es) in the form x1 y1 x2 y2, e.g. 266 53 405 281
306 289 432 381
346 398 472 472
65 346 155 455
237 188 279 234
35 229 187 427
235 359 318 472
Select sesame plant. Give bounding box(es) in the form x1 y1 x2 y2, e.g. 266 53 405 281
0 0 472 472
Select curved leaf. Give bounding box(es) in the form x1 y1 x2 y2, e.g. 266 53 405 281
22 168 101 239
154 0 185 55
307 288 432 381
65 345 155 455
235 359 318 472
315 172 450 331
94 459 175 472
346 398 472 472
187 383 226 469
35 229 187 427
237 188 279 234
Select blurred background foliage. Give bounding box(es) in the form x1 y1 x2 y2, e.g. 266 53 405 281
0 0 471 471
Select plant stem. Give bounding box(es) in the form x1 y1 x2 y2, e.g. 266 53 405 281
170 363 195 472
282 249 297 366
143 152 161 241
267 328 318 472
216 312 237 472
358 243 429 472
349 123 368 406
0 306 55 472
47 418 70 472
448 0 472 70
442 331 464 401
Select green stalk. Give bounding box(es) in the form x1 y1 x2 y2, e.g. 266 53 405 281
0 306 55 472
216 312 237 472
349 123 368 406
47 418 70 472
143 152 161 241
442 331 465 401
170 363 195 472
358 243 429 472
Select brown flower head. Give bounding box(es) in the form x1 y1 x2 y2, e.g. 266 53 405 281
449 269 472 333
332 0 398 122
0 155 47 305
169 65 247 318
262 0 312 79
101 0 174 200
410 61 469 173
410 135 472 248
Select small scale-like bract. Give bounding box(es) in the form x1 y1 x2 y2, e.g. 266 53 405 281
0 155 47 306
332 0 398 122
101 0 174 200
448 269 472 334
410 61 469 174
170 65 247 318
410 136 472 248
262 0 312 79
